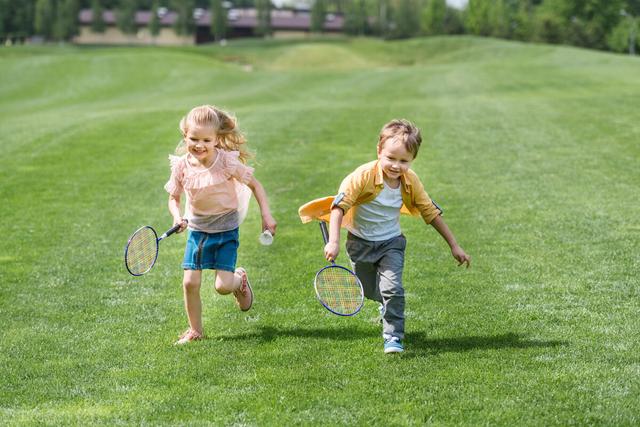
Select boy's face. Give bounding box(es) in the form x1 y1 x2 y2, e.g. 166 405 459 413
185 124 217 164
377 138 414 181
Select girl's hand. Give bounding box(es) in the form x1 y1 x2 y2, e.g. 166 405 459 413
452 245 471 268
173 217 188 233
324 242 340 262
262 213 277 236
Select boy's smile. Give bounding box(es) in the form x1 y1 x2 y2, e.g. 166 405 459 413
377 138 414 185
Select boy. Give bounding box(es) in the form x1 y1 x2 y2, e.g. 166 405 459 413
324 119 470 354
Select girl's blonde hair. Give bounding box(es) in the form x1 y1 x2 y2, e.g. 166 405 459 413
176 105 252 164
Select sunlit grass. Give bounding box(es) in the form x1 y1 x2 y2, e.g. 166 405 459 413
1 36 639 425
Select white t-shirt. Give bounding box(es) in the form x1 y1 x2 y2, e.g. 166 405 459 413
349 181 402 241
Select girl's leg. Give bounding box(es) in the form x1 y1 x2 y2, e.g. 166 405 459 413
182 269 204 335
215 269 253 311
214 270 240 294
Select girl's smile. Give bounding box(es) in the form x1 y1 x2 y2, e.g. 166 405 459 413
185 124 218 166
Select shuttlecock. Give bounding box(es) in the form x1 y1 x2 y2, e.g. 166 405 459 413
259 230 273 246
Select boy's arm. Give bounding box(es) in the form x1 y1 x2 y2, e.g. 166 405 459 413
247 176 277 235
324 207 344 262
430 215 471 268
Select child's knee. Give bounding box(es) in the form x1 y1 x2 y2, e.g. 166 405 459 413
183 278 201 293
214 272 236 294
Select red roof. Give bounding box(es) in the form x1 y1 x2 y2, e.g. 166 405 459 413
78 9 344 31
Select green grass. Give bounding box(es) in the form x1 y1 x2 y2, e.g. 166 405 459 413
1 35 639 425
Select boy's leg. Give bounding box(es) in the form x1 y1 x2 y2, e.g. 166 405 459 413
377 235 406 341
346 234 382 303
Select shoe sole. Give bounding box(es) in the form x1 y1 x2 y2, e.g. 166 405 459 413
235 267 253 311
384 347 404 354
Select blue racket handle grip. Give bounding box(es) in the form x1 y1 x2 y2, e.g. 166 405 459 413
160 219 188 240
319 221 330 245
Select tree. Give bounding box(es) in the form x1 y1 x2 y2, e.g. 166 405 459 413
149 0 161 39
5 0 35 40
311 0 327 33
210 0 227 41
116 0 138 36
466 0 492 36
172 0 195 36
343 0 368 36
608 12 637 54
91 0 106 33
511 0 534 41
255 0 272 37
421 0 447 35
54 0 80 41
488 0 510 38
393 0 420 38
35 0 55 39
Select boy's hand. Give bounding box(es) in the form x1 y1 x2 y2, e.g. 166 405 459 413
452 245 471 268
324 242 340 262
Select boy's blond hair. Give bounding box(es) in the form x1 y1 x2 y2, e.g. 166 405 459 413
377 119 422 159
176 105 252 164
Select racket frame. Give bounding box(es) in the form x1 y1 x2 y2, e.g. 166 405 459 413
314 221 364 316
124 221 184 276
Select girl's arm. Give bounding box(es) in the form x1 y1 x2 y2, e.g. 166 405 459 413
168 194 187 232
324 207 344 262
430 215 471 268
247 176 277 235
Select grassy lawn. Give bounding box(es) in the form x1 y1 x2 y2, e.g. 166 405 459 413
0 36 639 425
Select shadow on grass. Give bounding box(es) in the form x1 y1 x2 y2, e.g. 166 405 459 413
213 327 566 357
213 325 374 342
403 332 567 358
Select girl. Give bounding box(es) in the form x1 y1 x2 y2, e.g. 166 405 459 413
164 105 277 345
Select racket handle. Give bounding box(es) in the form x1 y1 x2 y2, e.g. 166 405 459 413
160 219 188 240
319 221 330 244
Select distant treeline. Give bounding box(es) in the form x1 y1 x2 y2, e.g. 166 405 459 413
1 0 638 54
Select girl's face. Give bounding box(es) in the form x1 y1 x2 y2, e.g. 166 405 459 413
185 124 217 165
377 138 414 181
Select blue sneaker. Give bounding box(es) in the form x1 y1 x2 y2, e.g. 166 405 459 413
383 337 404 354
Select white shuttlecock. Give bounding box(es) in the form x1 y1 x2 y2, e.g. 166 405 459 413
259 230 273 246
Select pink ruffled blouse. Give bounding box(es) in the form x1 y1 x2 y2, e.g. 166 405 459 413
164 149 254 218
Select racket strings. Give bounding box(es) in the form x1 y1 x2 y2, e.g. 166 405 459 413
126 228 158 275
315 267 363 314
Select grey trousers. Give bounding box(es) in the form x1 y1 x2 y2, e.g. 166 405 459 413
346 233 407 340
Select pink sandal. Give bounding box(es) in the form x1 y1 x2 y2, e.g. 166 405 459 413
174 329 203 345
233 267 253 311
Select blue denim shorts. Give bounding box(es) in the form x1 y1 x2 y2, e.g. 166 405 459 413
182 228 239 271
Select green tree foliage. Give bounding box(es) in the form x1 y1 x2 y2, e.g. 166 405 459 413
55 0 80 40
311 0 326 33
488 0 509 37
91 0 106 33
35 0 55 39
210 0 227 40
116 0 138 35
374 0 391 37
149 0 161 37
392 0 419 38
466 0 492 36
255 0 272 37
343 0 368 35
512 0 534 41
172 0 195 36
607 14 638 54
2 0 35 40
421 0 446 35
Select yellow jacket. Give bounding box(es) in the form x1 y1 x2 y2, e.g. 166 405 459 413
299 160 441 228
